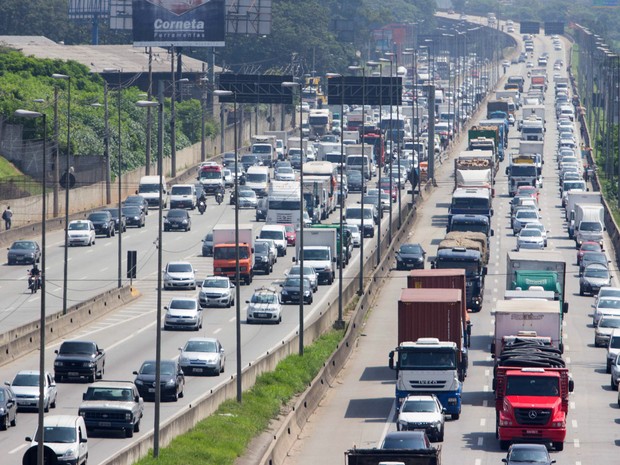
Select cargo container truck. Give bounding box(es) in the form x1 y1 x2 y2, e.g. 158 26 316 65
433 248 486 312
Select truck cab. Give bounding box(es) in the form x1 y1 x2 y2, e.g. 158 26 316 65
198 164 224 195
447 214 494 238
449 188 493 219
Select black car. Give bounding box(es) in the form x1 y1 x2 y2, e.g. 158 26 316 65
0 385 17 430
103 208 127 232
579 251 609 275
123 195 149 215
256 198 268 221
221 152 237 167
164 209 191 231
241 154 260 172
87 211 116 237
254 241 275 274
122 206 146 228
202 232 214 257
396 243 426 270
7 240 41 265
133 359 185 402
502 444 554 465
280 277 313 305
347 171 364 192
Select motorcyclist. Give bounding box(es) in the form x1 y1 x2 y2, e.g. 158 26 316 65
197 191 207 213
215 185 225 204
28 264 41 292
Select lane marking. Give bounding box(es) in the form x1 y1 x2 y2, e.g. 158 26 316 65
228 316 236 323
214 328 222 334
574 439 580 448
483 385 489 392
9 444 28 455
572 419 578 428
570 401 575 410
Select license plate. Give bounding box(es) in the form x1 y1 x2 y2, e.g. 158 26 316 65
171 224 179 228
256 312 268 317
99 421 112 427
148 388 155 393
526 430 539 435
193 368 203 373
69 372 79 376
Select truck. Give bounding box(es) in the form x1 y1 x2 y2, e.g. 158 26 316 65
294 228 337 284
287 136 309 157
468 125 501 162
446 214 494 238
302 161 337 218
345 448 441 465
342 130 360 143
316 141 340 161
432 248 486 312
565 191 602 235
477 120 508 160
454 151 495 193
389 288 466 417
506 251 569 314
506 75 525 92
264 130 288 160
491 299 563 358
251 135 277 167
308 108 331 138
521 104 545 124
520 117 544 141
449 188 493 219
266 181 302 227
519 140 544 175
213 224 254 285
494 343 573 451
574 203 605 247
362 130 385 166
486 99 510 120
496 90 520 107
311 223 352 267
346 111 365 131
442 231 489 265
506 154 539 196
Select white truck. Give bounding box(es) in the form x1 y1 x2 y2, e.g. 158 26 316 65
287 136 309 157
491 299 563 357
496 90 520 107
294 228 337 285
566 192 602 235
264 131 288 160
519 140 544 176
316 142 341 161
266 181 302 227
342 130 360 144
251 135 277 167
454 150 495 193
520 117 544 141
308 108 331 138
521 104 545 123
574 204 605 248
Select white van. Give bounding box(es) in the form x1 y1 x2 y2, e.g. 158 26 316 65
259 224 287 256
169 184 197 210
27 415 88 465
138 175 168 208
246 166 270 197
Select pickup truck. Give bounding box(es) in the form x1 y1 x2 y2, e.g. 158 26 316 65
54 340 106 383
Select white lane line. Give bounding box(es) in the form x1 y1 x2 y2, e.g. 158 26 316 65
9 444 28 455
483 385 489 392
570 401 576 410
572 419 578 428
228 316 236 323
565 356 571 364
480 418 486 427
477 437 483 446
101 267 109 272
213 328 222 334
104 242 112 247
574 439 580 448
485 369 490 377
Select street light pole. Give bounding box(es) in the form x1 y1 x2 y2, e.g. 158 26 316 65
367 61 383 265
282 81 305 355
15 109 47 465
51 73 70 315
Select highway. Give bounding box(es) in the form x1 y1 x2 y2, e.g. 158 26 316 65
0 164 407 464
281 30 620 465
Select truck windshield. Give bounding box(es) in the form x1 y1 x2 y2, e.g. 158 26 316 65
200 171 222 180
171 186 192 195
506 375 559 397
580 222 602 232
247 174 268 183
252 145 272 154
301 249 330 261
450 223 488 234
399 350 457 370
451 198 490 209
139 184 159 193
436 259 478 275
511 165 537 176
214 247 249 260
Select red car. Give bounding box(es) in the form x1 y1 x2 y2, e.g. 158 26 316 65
377 180 398 202
283 224 296 246
516 185 539 203
577 241 602 265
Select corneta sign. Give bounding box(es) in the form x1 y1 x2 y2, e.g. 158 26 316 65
132 0 225 47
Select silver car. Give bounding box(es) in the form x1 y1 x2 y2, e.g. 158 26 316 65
10 370 57 412
164 297 203 331
611 353 620 390
608 330 620 374
198 276 235 308
595 316 620 347
163 261 196 290
512 209 541 235
178 338 225 375
396 394 445 442
516 228 545 251
580 263 611 298
287 265 319 292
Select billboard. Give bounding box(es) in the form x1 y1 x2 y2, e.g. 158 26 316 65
520 21 540 34
544 22 565 35
132 0 226 47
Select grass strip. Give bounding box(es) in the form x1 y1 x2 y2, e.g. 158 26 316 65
136 329 345 465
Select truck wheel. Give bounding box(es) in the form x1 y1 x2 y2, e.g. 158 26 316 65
553 442 564 452
499 440 510 451
125 427 134 438
88 373 95 383
452 412 460 420
607 362 611 374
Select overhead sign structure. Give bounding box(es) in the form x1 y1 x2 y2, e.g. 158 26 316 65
520 21 540 34
218 74 295 104
327 76 403 106
132 0 226 47
544 22 565 35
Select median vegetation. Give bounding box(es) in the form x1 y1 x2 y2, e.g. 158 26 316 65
136 329 344 465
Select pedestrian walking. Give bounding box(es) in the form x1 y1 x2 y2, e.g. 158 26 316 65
2 206 12 230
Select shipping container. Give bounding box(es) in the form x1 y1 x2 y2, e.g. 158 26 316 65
407 269 467 323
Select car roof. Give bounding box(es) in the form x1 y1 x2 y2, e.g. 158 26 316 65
43 415 83 427
88 380 135 388
166 261 193 266
169 297 198 303
253 287 278 295
186 337 218 343
70 219 91 224
403 394 437 402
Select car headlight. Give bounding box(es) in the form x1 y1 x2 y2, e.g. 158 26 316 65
179 356 189 364
164 218 170 223
282 290 288 295
166 379 176 386
304 290 311 296
135 379 143 385
55 361 63 367
0 407 5 414
182 219 188 223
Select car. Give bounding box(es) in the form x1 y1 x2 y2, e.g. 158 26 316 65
68 220 96 246
246 287 282 324
221 151 237 167
163 261 196 290
596 286 620 304
502 443 554 465
256 238 278 265
380 430 433 450
121 205 145 228
611 353 620 389
10 370 57 412
595 316 620 347
78 381 144 438
303 211 312 228
202 232 214 257
26 415 88 465
259 224 287 256
164 297 203 331
123 195 149 215
396 243 426 270
198 276 234 308
396 394 445 442
163 208 191 231
133 359 185 401
53 340 106 383
103 207 128 232
169 184 197 210
365 189 391 212
7 240 41 265
254 240 275 274
516 228 545 251
256 198 268 221
274 160 292 174
516 185 539 203
0 385 17 430
222 168 234 187
229 164 246 185
577 242 603 265
526 61 534 68
346 170 364 192
284 224 296 246
512 209 541 235
280 277 313 305
286 265 319 292
274 166 296 181
344 224 361 247
523 222 547 246
580 263 611 297
178 337 225 375
235 188 258 209
593 297 620 327
607 330 620 373
579 251 609 275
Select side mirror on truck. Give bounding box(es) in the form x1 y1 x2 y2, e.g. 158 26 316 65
563 302 569 314
388 351 395 370
491 229 495 237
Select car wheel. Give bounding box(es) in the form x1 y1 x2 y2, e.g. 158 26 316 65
611 376 617 390
0 415 8 431
10 413 16 427
44 400 50 413
437 428 444 442
607 362 612 374
452 412 460 420
499 440 510 451
125 427 134 438
51 396 56 408
88 373 95 383
553 442 564 452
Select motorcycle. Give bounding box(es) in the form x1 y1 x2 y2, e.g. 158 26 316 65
215 191 224 205
28 273 40 294
197 199 207 215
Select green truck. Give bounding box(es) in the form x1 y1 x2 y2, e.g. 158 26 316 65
468 125 501 164
311 224 352 267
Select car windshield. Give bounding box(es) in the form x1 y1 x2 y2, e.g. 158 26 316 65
278 167 293 174
84 387 133 401
401 399 438 413
239 191 256 198
261 230 283 240
585 268 609 279
106 209 120 219
167 210 187 219
202 278 228 288
580 222 602 232
204 233 213 242
184 340 217 353
301 249 330 260
140 361 176 376
599 318 620 329
345 225 359 234
583 253 606 263
12 373 38 386
172 186 192 195
122 206 141 216
598 299 620 309
11 241 35 250
167 264 192 273
285 278 309 288
508 447 549 463
519 230 540 237
89 213 108 221
255 242 269 253
247 173 268 183
506 375 559 396
169 299 197 310
69 223 89 230
518 211 538 219
125 196 144 205
285 224 295 233
251 293 278 304
38 427 76 444
347 208 373 220
59 341 95 354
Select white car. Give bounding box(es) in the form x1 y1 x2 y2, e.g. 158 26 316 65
596 287 620 304
344 224 361 247
164 297 203 331
10 370 57 412
595 316 620 347
396 394 445 442
163 261 196 290
516 228 545 251
222 169 234 187
246 287 282 324
178 337 225 375
512 209 541 235
198 276 235 308
523 222 548 246
607 330 620 374
68 220 96 246
27 415 88 465
594 297 620 327
274 166 296 181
